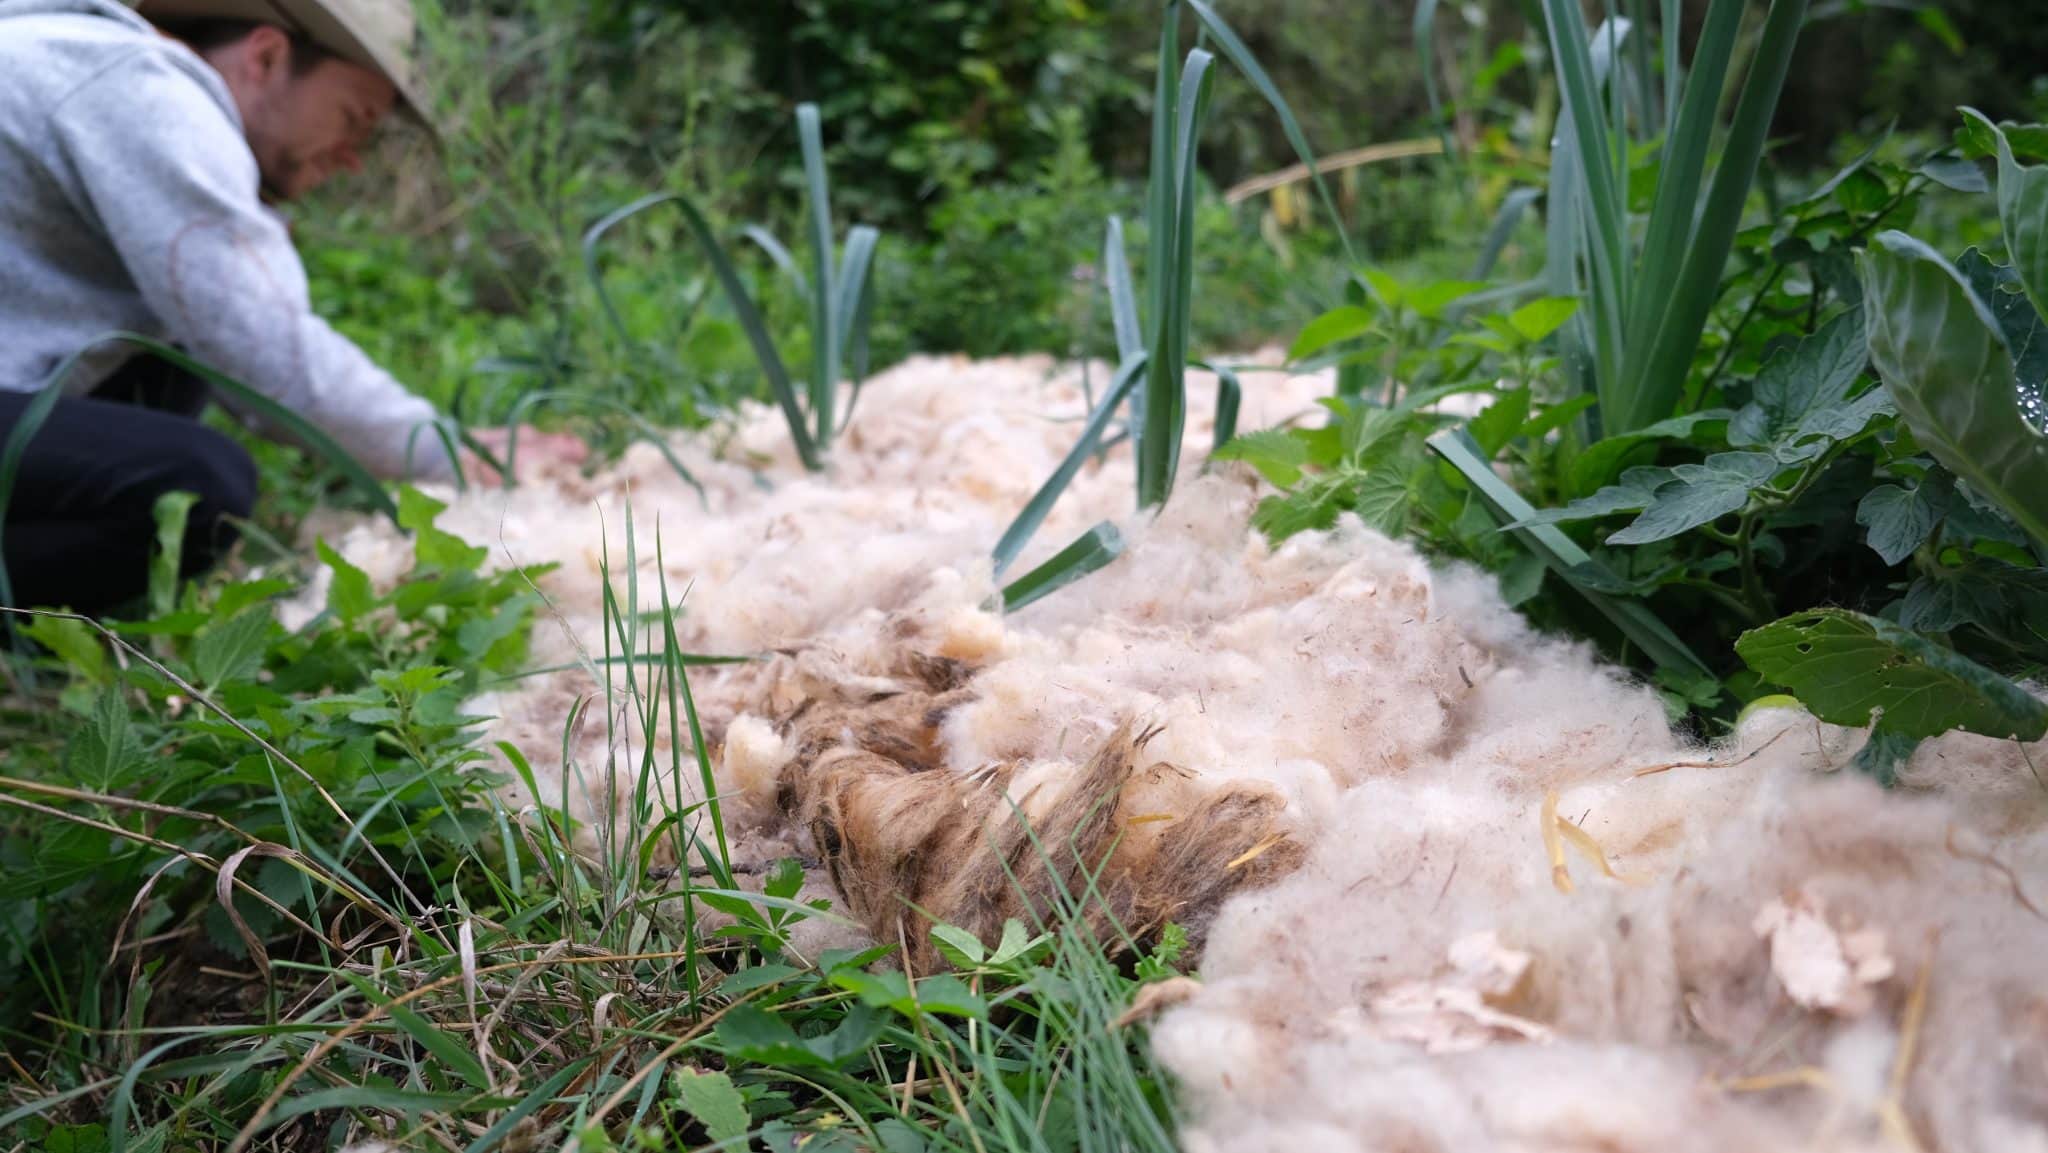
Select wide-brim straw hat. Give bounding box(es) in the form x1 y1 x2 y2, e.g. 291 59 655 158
136 0 435 135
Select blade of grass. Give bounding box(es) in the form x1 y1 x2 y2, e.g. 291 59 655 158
336 972 492 1091
1427 428 1712 678
992 355 1149 578
83 336 400 519
1001 522 1125 613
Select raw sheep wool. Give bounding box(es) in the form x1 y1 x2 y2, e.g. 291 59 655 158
296 354 2048 1152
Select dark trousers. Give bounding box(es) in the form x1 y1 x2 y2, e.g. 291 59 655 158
0 357 256 616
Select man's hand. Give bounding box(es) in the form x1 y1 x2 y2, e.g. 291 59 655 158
458 426 589 488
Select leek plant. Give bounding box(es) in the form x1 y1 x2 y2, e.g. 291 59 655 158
583 103 879 472
1536 0 1809 437
990 0 1341 610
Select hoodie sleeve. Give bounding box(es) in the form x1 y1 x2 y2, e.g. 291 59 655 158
46 49 456 482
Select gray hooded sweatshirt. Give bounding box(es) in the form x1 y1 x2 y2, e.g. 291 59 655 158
0 0 454 481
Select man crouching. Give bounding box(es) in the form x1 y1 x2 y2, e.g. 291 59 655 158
0 0 576 615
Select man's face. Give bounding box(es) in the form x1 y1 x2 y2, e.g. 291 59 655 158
234 28 396 200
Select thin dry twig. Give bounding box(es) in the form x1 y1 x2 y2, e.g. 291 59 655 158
1632 725 1792 778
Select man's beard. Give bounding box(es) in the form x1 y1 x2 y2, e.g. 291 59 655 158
257 146 312 204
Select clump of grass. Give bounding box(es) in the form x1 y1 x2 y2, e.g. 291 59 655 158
0 498 1193 1152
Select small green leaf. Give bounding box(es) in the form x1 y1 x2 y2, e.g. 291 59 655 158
1973 109 2048 319
1506 296 1580 343
1607 452 1780 545
1517 394 1598 440
1250 479 1346 542
911 974 987 1018
317 540 375 623
929 923 985 970
987 919 1046 965
1405 279 1487 319
810 1002 887 1063
717 964 804 998
672 1069 751 1147
1569 410 1735 495
1359 267 1404 308
44 1124 109 1153
1957 249 2048 430
819 944 896 974
1900 557 2048 640
1736 607 2048 743
398 486 488 573
874 1120 929 1153
763 857 804 901
1957 109 1997 160
830 967 913 1013
1469 388 1532 458
1898 568 2011 633
1512 466 1671 527
65 689 142 791
1919 156 1989 195
1726 309 1873 449
1348 468 1414 537
1289 305 1378 361
23 615 109 684
1855 473 1951 566
1212 428 1312 487
192 607 273 690
715 1005 832 1069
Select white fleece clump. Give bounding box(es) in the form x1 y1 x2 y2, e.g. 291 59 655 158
296 354 2048 1152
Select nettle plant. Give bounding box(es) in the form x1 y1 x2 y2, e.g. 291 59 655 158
1 489 549 1020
